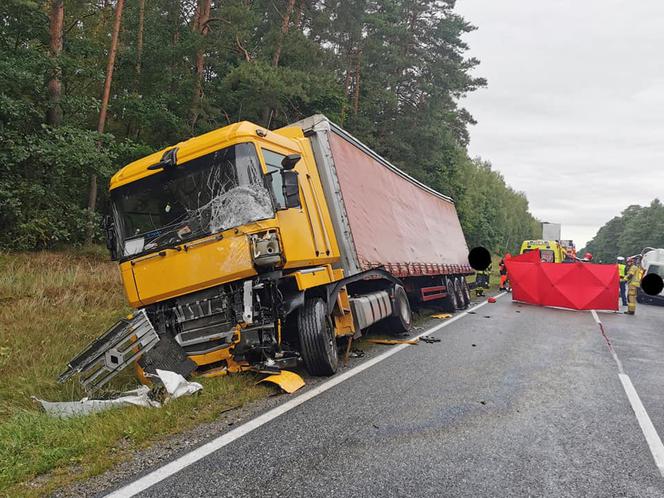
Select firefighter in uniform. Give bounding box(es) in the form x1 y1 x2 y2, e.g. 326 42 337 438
625 256 644 315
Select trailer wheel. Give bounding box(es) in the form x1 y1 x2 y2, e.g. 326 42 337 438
385 285 413 333
459 277 471 308
454 278 467 310
297 297 338 376
443 277 460 312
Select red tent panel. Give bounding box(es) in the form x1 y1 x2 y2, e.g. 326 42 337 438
505 256 618 311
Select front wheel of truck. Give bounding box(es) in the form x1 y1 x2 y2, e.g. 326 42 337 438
298 297 338 376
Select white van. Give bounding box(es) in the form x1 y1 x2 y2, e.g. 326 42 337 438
637 248 664 305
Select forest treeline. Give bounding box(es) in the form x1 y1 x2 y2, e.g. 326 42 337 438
0 0 539 252
583 199 664 262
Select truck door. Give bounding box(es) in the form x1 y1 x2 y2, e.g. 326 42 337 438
259 147 339 268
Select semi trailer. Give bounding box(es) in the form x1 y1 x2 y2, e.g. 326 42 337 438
60 115 473 392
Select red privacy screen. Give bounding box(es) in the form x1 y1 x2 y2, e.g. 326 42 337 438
505 251 619 311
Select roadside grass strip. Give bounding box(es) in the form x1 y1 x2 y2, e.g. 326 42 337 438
0 250 270 497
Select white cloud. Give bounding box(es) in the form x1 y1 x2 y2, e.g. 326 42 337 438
456 0 664 247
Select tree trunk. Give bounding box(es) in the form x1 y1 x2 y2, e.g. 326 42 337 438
169 0 181 93
46 0 64 126
86 0 125 244
262 0 296 126
135 0 145 79
294 0 304 30
190 0 211 130
352 48 362 115
271 0 296 67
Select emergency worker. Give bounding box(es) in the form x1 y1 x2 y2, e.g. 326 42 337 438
499 254 510 291
625 256 644 315
475 264 491 297
617 256 627 307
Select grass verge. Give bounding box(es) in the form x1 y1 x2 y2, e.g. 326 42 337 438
0 248 270 496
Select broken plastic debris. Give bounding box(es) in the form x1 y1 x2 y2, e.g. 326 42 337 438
35 369 202 418
258 370 305 394
419 336 441 344
488 297 497 303
431 313 452 319
154 368 202 398
366 339 418 345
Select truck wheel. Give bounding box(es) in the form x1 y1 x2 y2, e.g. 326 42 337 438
443 277 459 312
385 285 413 333
297 298 338 376
459 277 471 308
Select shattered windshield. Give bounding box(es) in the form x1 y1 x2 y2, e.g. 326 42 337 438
112 143 274 258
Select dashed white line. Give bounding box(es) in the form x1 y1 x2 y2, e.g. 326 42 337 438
105 293 507 497
591 310 664 477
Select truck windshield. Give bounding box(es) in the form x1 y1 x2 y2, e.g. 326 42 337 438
112 142 274 258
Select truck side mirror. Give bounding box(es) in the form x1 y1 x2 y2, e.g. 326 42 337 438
281 154 301 170
281 170 301 209
102 214 118 261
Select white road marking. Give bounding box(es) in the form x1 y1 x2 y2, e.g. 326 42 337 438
105 293 507 497
619 374 664 477
591 310 664 477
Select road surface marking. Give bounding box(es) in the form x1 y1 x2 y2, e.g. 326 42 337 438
105 293 506 497
591 310 664 477
619 374 664 477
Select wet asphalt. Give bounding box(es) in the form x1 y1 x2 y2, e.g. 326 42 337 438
107 297 664 497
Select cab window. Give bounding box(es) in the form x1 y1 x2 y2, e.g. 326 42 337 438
262 149 286 209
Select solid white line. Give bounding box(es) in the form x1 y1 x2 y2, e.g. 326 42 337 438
619 373 664 477
105 293 506 497
590 309 601 324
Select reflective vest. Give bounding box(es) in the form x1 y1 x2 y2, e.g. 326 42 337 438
618 263 626 281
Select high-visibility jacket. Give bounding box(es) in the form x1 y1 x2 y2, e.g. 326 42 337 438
618 263 626 281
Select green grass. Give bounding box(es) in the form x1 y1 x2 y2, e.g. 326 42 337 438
0 249 270 496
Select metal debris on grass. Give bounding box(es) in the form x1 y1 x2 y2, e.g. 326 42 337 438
35 369 202 418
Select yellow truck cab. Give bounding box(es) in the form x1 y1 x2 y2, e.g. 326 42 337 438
520 240 566 263
60 116 474 392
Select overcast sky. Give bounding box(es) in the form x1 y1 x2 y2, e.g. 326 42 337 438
455 0 664 248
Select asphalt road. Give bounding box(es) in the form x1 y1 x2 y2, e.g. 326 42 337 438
105 296 664 497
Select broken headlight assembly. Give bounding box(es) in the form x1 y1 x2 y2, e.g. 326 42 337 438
250 230 282 267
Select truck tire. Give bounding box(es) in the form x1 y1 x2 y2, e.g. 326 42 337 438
442 277 460 312
454 278 467 310
385 285 413 334
459 277 471 308
297 297 338 376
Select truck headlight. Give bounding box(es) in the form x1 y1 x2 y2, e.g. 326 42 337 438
250 230 282 267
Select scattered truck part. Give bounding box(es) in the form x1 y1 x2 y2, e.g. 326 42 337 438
61 114 472 389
